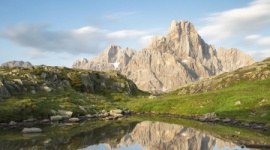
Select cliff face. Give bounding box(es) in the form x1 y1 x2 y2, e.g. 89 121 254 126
72 45 136 72
122 20 223 93
217 47 255 72
72 20 254 93
1 61 33 68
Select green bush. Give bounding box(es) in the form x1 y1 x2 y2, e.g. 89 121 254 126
70 72 83 92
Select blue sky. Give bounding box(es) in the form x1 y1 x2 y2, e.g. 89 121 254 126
0 0 269 67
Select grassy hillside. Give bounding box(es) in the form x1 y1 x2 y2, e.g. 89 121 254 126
0 58 269 126
0 66 147 122
123 58 270 125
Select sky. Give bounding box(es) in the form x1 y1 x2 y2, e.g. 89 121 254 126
0 0 269 67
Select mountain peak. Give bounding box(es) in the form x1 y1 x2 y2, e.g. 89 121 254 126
72 20 254 93
1 60 33 68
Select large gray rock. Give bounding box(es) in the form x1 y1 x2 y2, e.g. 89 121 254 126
72 20 254 93
22 128 42 133
58 110 73 117
1 60 33 68
50 115 64 121
109 109 123 116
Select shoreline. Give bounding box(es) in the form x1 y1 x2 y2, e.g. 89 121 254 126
0 111 269 132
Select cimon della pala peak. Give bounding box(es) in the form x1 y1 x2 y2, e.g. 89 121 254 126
72 20 254 94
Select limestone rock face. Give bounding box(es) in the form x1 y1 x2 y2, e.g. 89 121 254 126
122 20 222 93
72 20 254 93
217 47 255 72
72 45 135 71
1 61 33 68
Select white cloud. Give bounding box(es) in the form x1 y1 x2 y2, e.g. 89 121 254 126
108 30 147 39
247 50 270 61
0 23 154 55
257 37 270 46
199 0 270 42
245 34 261 40
244 34 270 47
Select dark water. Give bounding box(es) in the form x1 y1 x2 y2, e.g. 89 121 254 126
0 116 269 150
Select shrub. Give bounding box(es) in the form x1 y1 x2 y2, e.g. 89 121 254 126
70 72 83 92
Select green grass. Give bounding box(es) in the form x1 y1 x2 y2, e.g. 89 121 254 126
123 78 270 126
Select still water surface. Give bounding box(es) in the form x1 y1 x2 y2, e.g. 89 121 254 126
0 116 269 150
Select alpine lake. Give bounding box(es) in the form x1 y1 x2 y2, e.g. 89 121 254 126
0 115 269 150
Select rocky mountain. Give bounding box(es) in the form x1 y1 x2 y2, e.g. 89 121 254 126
1 60 33 68
72 20 255 93
72 45 136 71
217 47 255 72
177 57 270 95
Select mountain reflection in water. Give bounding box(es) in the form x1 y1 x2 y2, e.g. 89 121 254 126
81 121 249 150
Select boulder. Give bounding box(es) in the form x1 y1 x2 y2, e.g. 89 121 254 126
109 109 123 116
50 115 64 121
222 118 231 123
41 86 51 92
13 79 23 85
22 128 42 133
69 118 80 122
9 121 17 125
58 110 73 117
200 112 217 121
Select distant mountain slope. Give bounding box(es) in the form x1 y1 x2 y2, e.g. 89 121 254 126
1 60 33 68
177 57 270 95
73 20 255 93
72 45 135 71
217 47 254 72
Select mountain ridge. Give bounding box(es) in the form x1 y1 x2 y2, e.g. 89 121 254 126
1 60 33 68
72 20 255 93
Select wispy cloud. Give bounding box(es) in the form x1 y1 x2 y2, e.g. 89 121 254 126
247 50 270 61
199 0 270 42
0 23 157 56
244 34 270 48
108 30 147 39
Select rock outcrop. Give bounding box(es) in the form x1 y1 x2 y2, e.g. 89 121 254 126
72 20 254 93
0 65 139 101
0 80 11 100
72 45 135 71
1 61 33 68
217 47 255 72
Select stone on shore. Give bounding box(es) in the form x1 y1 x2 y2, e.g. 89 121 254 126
22 128 42 133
